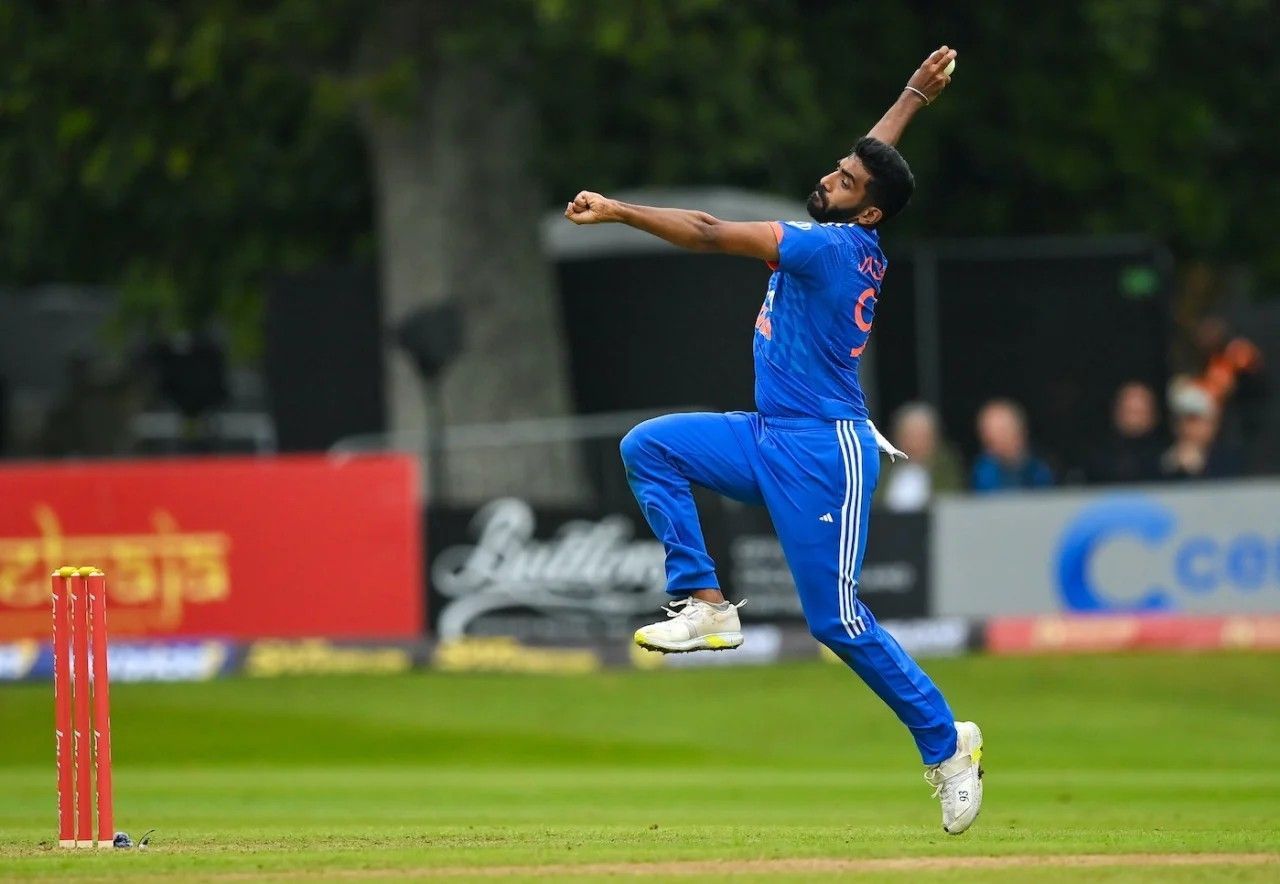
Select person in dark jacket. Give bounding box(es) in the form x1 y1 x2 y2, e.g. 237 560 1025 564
1086 382 1166 485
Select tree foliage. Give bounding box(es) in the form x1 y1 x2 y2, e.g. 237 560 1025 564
0 0 1276 355
0 2 370 352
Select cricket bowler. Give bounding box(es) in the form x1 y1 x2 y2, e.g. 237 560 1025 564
564 46 982 834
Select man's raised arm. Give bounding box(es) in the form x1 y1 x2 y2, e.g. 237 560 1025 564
866 45 957 146
563 194 779 262
562 46 957 257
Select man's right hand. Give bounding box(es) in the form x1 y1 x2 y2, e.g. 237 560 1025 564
564 191 620 225
906 46 957 104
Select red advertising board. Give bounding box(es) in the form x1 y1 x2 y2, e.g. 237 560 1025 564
0 455 422 640
986 615 1280 655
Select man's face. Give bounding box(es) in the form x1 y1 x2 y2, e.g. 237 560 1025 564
807 155 876 224
896 412 938 462
978 406 1027 463
1114 384 1156 438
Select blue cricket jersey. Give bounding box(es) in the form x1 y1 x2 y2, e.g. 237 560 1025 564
753 220 887 420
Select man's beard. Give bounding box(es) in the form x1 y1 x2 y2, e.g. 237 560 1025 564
806 187 860 223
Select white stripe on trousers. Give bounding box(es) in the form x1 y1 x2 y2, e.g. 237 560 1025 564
835 421 867 638
845 421 868 635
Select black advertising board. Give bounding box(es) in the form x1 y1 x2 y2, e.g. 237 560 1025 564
426 497 672 643
425 498 930 642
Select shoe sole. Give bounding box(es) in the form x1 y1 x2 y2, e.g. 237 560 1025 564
943 722 985 835
633 631 744 654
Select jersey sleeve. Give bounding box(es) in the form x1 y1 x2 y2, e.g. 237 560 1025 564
770 221 838 278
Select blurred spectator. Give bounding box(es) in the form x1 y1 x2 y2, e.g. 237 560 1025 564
1192 315 1267 465
1159 379 1241 481
878 402 963 512
971 399 1054 493
1085 382 1166 485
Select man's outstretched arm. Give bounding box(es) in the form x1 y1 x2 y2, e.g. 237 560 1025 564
866 45 957 146
563 45 957 256
563 194 779 262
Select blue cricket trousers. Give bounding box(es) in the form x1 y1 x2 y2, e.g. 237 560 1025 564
620 411 958 764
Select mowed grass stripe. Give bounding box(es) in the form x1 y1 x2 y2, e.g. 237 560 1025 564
4 853 1278 883
218 852 1280 877
5 767 1274 788
4 767 1278 788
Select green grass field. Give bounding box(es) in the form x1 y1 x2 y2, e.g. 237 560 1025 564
1 652 1278 881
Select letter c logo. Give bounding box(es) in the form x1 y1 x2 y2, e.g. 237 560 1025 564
1055 496 1175 612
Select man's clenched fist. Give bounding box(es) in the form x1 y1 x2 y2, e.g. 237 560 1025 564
564 191 620 224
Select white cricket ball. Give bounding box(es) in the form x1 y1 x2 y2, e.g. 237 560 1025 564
944 58 956 76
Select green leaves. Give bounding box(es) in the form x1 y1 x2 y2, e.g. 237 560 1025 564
0 2 371 356
1 0 1275 361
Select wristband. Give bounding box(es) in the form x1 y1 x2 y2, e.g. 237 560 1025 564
904 85 930 106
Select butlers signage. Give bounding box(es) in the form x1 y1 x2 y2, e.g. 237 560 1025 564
425 497 929 642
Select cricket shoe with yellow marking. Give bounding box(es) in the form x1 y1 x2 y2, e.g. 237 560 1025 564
925 720 984 834
633 597 745 653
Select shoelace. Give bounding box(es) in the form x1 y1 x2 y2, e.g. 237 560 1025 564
925 760 978 800
924 766 946 799
661 597 747 619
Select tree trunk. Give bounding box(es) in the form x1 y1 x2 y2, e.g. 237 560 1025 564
355 2 586 505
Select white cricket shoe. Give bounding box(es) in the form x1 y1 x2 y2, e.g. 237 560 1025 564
633 597 745 653
924 720 984 834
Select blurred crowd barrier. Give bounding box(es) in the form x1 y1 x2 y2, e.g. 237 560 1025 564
3 449 1280 682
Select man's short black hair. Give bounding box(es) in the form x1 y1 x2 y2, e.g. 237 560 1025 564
854 136 914 225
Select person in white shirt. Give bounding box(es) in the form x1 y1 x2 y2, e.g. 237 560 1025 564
881 402 962 512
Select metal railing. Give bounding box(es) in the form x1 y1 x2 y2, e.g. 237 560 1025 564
330 406 708 507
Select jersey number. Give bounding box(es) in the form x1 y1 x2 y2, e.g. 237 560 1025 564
850 287 875 357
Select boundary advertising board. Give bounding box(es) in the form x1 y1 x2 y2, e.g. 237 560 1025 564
0 454 422 640
935 480 1280 616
